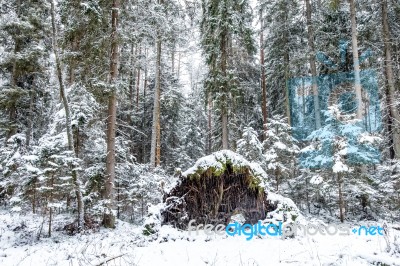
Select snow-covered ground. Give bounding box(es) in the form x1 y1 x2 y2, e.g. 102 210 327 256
0 210 399 266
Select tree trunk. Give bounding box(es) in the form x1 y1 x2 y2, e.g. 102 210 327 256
260 10 268 137
337 173 344 223
305 175 310 214
26 85 34 146
275 168 280 192
68 36 78 86
142 48 148 163
283 6 291 126
103 0 120 228
32 181 36 214
171 42 175 75
221 29 229 150
382 0 400 159
177 52 181 80
221 111 228 150
129 44 136 110
50 0 85 229
150 37 162 169
48 174 54 237
7 0 21 141
349 0 363 120
208 93 212 154
136 45 141 112
305 0 321 129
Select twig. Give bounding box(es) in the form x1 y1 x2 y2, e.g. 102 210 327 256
95 253 126 266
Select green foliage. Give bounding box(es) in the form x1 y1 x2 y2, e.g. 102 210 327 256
142 223 157 236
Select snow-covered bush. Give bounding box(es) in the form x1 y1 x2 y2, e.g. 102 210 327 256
237 127 263 164
262 115 299 192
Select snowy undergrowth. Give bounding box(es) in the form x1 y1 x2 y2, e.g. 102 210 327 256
0 210 399 266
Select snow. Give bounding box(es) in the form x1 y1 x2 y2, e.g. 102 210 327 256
0 210 399 266
332 160 349 173
266 192 304 224
11 151 21 160
274 141 288 150
21 155 39 162
359 134 382 144
25 164 42 174
9 197 21 204
310 175 323 185
59 176 72 181
182 150 268 182
10 207 22 213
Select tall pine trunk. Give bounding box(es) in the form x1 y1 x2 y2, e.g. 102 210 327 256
305 0 321 129
221 30 229 150
349 0 363 120
337 173 345 222
50 0 84 229
8 0 21 141
382 0 400 159
136 45 141 112
26 86 34 146
129 44 136 110
260 10 268 137
283 5 291 126
142 48 148 163
103 0 120 228
150 37 162 168
208 93 213 154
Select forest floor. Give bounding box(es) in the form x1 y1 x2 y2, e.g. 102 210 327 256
0 210 399 266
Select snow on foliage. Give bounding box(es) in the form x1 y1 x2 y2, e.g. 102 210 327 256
182 150 268 184
265 192 304 225
236 127 263 163
300 105 381 170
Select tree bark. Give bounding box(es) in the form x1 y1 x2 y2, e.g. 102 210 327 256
305 0 321 129
177 52 181 80
382 0 400 159
142 48 148 163
50 0 84 229
275 168 280 192
171 42 175 75
136 45 141 112
208 92 212 154
221 112 228 149
129 44 137 111
349 0 363 120
150 37 162 169
68 36 78 86
337 173 344 223
221 28 229 150
48 174 54 237
26 85 34 146
103 0 120 228
7 0 21 141
283 5 291 126
260 10 268 137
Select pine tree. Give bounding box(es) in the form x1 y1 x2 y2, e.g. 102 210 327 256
50 0 85 229
237 127 263 164
200 0 255 150
0 0 50 144
262 115 299 192
381 0 400 159
261 0 305 120
103 0 120 229
300 105 381 222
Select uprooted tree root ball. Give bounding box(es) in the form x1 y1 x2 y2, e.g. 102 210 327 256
161 150 276 229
